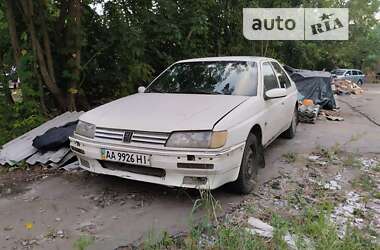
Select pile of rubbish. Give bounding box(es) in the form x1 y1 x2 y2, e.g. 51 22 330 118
319 109 344 121
0 111 83 169
334 79 364 95
298 99 320 124
298 98 344 124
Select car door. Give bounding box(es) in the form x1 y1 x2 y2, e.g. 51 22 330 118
352 70 359 82
358 70 365 84
345 70 353 81
261 62 284 141
271 61 295 129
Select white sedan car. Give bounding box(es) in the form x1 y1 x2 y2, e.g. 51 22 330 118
70 57 298 193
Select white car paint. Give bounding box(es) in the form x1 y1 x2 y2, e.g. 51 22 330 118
79 94 249 132
69 56 298 190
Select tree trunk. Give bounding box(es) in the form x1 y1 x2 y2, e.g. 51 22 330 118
66 0 82 111
19 0 67 111
5 0 21 67
39 1 56 84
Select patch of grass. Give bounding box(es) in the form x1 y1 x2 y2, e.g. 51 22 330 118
73 235 94 250
143 231 175 250
373 165 380 172
287 188 309 209
342 153 362 168
213 224 267 249
317 143 342 161
192 189 221 224
287 208 377 250
352 175 376 192
271 214 291 249
282 152 297 163
373 192 380 199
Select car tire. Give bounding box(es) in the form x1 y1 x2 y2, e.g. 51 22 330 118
283 107 298 139
230 133 262 194
357 79 363 86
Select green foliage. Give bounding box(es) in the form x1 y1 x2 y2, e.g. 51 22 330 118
0 51 46 145
282 152 297 163
352 174 376 192
73 235 94 250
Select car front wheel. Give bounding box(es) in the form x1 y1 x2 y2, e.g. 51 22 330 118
230 133 262 194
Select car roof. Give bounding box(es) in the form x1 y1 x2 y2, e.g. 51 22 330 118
176 56 276 63
334 68 361 71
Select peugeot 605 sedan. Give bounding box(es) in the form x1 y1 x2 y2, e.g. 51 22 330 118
69 57 298 193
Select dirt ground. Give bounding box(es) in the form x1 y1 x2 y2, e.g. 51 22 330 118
0 84 379 250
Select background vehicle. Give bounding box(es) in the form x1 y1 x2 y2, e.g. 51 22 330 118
70 57 298 193
331 68 366 85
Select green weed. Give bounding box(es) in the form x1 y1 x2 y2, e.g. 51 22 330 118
352 175 376 192
282 152 297 163
73 235 94 250
342 153 362 168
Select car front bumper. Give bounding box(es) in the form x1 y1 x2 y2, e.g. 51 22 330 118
69 135 245 189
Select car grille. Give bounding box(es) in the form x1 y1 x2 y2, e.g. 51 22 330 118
94 127 170 146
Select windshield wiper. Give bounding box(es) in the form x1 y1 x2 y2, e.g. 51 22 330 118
147 87 163 93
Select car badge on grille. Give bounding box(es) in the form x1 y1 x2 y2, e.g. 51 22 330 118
123 131 133 143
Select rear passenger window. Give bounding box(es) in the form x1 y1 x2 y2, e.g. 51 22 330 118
358 71 363 75
353 71 358 75
271 62 291 88
262 63 279 92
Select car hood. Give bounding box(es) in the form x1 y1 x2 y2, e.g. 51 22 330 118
80 93 249 132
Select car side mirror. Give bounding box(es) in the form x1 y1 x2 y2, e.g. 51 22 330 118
265 88 287 100
138 86 146 93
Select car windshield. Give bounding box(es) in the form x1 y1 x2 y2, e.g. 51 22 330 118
146 61 258 96
332 69 346 75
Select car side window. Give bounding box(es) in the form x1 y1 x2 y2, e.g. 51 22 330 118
271 62 291 88
262 62 279 92
359 71 363 75
345 71 352 76
353 71 358 76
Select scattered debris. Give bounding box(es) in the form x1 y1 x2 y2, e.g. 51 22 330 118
326 115 344 121
247 217 311 250
307 154 328 166
334 79 364 95
247 217 273 238
360 158 379 172
298 104 320 123
331 191 366 238
323 179 341 190
62 161 81 171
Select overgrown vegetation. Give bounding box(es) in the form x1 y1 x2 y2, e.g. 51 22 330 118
141 189 378 249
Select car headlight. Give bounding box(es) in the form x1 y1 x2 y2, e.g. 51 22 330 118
166 131 228 149
75 121 96 138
